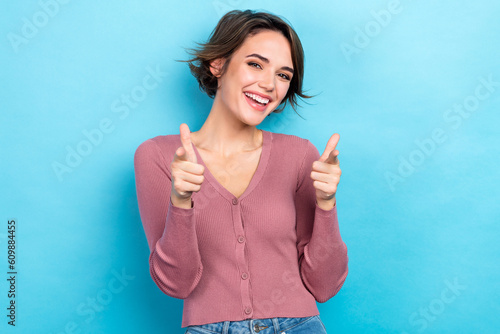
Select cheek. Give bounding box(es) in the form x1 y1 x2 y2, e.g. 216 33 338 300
277 83 291 101
241 70 258 84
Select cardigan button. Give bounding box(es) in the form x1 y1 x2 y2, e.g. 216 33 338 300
244 307 252 314
241 272 248 280
237 236 245 243
232 198 238 205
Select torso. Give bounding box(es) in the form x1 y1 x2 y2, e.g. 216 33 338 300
191 131 263 199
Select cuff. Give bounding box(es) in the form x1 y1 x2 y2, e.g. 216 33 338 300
168 196 195 216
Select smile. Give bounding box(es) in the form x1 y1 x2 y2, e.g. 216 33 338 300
244 92 270 105
244 93 269 112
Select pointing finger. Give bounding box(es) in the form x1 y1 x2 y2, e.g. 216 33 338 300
325 149 340 165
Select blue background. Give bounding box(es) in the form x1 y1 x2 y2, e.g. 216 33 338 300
1 0 499 333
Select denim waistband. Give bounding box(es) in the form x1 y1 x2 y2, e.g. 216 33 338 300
185 315 321 334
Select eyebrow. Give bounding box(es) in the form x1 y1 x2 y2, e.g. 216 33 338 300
245 53 294 75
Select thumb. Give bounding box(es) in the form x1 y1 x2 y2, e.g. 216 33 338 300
319 133 340 163
179 123 197 163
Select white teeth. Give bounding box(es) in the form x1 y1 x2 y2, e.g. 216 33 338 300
245 92 269 105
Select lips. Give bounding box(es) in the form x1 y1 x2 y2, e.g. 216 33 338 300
244 91 273 103
244 92 268 112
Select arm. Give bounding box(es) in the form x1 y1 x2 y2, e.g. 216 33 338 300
295 140 349 303
134 139 203 299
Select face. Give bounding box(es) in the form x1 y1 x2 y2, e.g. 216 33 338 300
210 29 294 125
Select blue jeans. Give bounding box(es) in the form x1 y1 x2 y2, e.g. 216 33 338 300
184 315 328 333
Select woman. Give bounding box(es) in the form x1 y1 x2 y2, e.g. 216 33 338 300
134 9 348 334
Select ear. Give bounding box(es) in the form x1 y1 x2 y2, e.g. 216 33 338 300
209 58 226 78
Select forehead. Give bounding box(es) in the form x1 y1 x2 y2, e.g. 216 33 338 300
235 30 293 64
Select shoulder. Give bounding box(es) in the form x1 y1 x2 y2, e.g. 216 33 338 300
134 134 181 165
266 131 320 183
267 131 320 188
268 130 319 159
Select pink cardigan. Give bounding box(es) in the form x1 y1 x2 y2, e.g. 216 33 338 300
133 129 348 328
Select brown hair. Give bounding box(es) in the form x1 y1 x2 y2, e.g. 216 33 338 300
177 9 315 117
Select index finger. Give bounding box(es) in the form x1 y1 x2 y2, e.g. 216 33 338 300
326 149 340 165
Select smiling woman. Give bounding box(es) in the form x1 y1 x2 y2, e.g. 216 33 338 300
179 9 312 116
133 9 348 334
202 29 295 123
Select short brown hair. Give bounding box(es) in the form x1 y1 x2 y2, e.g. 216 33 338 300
177 9 315 116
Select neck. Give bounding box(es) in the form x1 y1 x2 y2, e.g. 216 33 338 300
191 95 263 157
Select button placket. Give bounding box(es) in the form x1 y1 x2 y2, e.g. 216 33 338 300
230 197 253 318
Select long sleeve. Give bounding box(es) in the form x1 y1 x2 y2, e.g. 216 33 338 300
295 140 349 303
134 138 203 299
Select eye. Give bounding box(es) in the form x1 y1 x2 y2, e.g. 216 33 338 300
279 73 291 81
248 62 262 69
248 62 291 81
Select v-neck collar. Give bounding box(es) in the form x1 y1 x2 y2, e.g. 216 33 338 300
189 129 272 202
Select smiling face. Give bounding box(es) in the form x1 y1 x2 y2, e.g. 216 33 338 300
210 29 294 125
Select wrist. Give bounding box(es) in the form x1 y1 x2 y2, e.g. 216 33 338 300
171 194 193 209
316 197 336 210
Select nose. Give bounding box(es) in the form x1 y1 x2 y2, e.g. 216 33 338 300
258 70 275 92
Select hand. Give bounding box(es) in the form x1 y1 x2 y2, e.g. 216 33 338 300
170 123 205 206
311 133 341 207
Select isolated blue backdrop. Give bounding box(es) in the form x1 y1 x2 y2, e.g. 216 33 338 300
1 0 499 333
